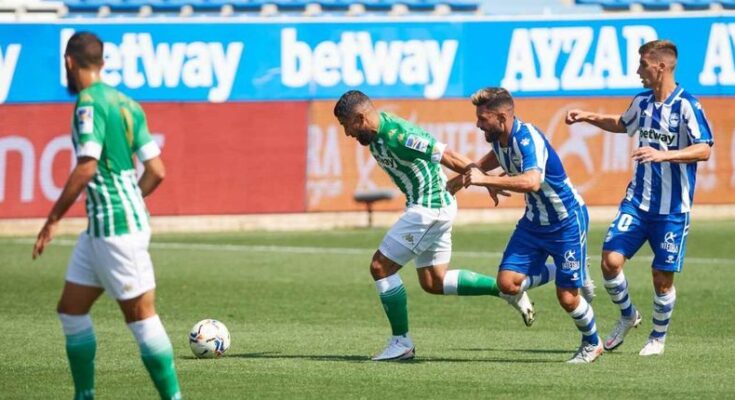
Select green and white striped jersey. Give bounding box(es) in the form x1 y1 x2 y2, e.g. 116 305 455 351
370 112 453 209
71 82 160 237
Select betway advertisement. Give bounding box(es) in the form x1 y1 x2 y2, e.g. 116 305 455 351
0 102 308 217
307 98 735 211
4 16 735 103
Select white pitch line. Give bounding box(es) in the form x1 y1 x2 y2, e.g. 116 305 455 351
5 238 733 265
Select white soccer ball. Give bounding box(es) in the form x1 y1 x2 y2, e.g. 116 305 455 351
188 319 231 359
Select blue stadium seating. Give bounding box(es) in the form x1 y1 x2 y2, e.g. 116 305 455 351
59 0 480 14
576 0 632 11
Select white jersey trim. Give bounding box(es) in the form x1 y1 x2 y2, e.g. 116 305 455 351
136 141 161 162
77 141 102 160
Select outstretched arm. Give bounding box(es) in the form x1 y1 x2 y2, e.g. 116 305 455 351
633 143 711 164
33 157 98 259
566 109 627 134
464 168 541 194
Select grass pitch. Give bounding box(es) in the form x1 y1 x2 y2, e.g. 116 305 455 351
1 220 734 399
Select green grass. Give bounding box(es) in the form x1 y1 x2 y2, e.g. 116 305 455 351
1 221 734 399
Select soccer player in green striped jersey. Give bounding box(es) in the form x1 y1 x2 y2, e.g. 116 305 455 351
32 32 182 399
334 90 535 361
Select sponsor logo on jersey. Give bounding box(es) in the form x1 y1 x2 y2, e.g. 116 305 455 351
77 106 94 134
405 135 429 153
403 233 415 244
562 249 581 271
660 231 679 253
665 254 676 264
669 112 680 130
639 128 676 146
520 138 531 146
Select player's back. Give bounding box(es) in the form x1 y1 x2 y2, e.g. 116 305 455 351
72 82 155 237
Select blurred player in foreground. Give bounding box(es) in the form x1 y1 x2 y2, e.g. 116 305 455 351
32 32 182 399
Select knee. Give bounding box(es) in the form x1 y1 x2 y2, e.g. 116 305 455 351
498 275 520 295
601 252 624 278
370 258 388 280
556 289 579 312
652 271 674 294
418 272 444 295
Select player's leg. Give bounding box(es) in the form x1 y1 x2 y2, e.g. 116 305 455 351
601 204 646 350
59 233 104 400
558 288 602 364
117 290 181 398
94 232 182 398
370 207 423 361
546 210 602 363
639 213 688 356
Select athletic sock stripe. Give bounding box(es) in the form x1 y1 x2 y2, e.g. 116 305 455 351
612 294 629 304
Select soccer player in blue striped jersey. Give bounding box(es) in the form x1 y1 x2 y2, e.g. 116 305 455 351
566 40 713 356
456 87 602 363
334 90 535 362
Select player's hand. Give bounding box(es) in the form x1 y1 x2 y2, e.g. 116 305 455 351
446 174 464 195
486 187 510 207
632 146 668 163
463 167 485 188
565 109 587 125
32 220 57 260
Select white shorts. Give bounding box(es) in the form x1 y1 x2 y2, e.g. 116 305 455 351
379 201 456 268
65 231 156 300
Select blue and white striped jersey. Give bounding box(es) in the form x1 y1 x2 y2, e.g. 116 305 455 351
492 118 585 230
620 85 714 214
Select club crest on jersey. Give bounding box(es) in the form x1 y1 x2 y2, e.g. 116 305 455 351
562 249 581 271
668 112 680 130
404 135 429 153
76 106 94 134
403 233 415 244
665 255 676 264
660 231 679 253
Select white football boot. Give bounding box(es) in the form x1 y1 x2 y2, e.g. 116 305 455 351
639 337 665 356
502 291 535 327
604 310 643 351
567 341 604 364
372 335 415 361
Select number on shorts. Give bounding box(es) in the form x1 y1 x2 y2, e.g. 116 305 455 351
616 214 633 232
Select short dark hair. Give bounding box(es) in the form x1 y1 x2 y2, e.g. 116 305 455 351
639 39 678 60
471 87 514 110
334 90 372 120
65 31 104 68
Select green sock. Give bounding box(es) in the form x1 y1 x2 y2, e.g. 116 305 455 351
379 285 409 336
140 337 182 400
455 269 501 296
65 329 96 400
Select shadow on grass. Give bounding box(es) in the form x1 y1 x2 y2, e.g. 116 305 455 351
218 352 558 364
455 347 571 355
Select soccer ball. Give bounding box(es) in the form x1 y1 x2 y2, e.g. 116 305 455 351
188 319 231 358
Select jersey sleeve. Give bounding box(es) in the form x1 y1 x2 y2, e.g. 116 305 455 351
393 128 444 164
131 103 161 161
681 98 714 146
518 126 547 179
74 98 106 159
621 96 643 137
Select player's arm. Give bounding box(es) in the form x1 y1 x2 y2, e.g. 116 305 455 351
33 157 98 259
632 142 711 164
138 156 166 197
565 109 626 133
463 167 541 193
443 149 509 205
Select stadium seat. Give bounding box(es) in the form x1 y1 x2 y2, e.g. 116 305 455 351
718 0 735 9
677 0 713 10
637 0 671 10
575 0 632 11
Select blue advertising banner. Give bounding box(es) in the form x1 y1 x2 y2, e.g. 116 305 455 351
1 16 734 103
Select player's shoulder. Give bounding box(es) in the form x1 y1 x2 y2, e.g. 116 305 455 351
676 88 704 110
632 89 654 101
380 112 427 139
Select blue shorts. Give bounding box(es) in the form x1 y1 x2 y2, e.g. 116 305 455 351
500 206 589 289
603 200 689 273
